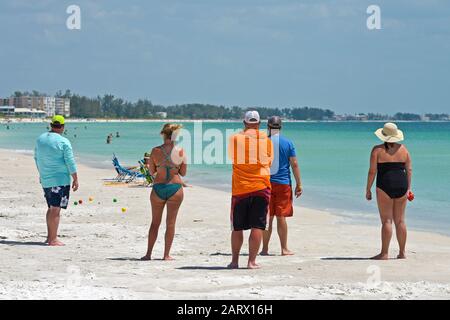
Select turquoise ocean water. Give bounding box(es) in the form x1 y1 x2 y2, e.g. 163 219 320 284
1 121 449 235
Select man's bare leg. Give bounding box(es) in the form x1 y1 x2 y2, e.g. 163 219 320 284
277 217 294 256
228 231 243 269
261 216 274 255
45 208 51 243
47 206 64 246
248 228 262 269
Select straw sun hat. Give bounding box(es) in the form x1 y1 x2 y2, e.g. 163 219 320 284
374 122 404 143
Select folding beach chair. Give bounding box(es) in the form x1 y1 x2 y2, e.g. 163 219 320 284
112 154 145 183
112 154 126 181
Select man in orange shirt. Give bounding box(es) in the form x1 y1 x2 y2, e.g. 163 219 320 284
228 111 273 269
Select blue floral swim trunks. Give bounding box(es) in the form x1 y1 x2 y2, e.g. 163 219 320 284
43 185 71 209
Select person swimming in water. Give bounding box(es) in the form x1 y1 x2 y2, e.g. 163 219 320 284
141 123 187 261
366 123 413 260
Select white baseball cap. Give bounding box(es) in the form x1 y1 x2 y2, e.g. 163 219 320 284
244 110 260 124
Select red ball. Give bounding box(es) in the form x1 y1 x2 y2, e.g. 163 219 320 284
79 200 83 204
407 191 415 202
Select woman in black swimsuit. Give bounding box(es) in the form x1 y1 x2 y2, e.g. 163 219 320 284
366 123 413 260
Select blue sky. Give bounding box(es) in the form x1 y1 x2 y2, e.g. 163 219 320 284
1 0 449 113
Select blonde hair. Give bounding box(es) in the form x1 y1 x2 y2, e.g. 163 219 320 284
160 123 183 139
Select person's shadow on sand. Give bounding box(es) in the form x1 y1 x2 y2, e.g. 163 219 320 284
321 257 372 261
107 257 177 262
210 252 249 257
108 257 146 262
177 266 233 271
0 240 47 246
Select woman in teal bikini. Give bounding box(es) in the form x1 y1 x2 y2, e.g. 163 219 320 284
141 123 187 261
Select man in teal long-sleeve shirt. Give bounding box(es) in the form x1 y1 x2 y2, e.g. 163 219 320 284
34 115 79 246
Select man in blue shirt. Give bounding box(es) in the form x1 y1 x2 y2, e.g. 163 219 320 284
261 116 303 256
34 115 79 246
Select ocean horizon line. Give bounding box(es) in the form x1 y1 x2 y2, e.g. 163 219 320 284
2 118 450 124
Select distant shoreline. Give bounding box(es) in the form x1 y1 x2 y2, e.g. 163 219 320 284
2 118 450 124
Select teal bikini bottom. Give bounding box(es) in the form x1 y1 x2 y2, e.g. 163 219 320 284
153 183 182 200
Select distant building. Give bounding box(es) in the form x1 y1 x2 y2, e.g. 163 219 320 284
14 108 46 118
0 98 11 106
334 114 359 121
156 112 168 119
0 95 69 117
55 98 70 117
356 113 369 121
7 96 40 110
41 97 56 117
9 96 55 117
333 115 345 121
0 106 15 116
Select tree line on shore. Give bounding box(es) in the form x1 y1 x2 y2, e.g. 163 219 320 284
68 92 336 120
6 90 449 121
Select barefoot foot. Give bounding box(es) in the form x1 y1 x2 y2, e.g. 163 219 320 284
48 240 65 246
259 251 269 256
227 262 239 269
397 253 407 259
281 249 295 256
370 253 389 260
163 256 174 261
140 255 151 261
247 262 261 269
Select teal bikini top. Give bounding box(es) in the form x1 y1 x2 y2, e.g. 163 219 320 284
156 145 180 183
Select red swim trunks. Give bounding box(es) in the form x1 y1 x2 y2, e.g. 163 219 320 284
269 182 293 217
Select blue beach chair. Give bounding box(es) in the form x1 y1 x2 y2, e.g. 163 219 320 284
112 154 145 183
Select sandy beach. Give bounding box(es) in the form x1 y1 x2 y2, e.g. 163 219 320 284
1 149 450 300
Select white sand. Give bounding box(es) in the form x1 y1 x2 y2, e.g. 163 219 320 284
1 149 450 300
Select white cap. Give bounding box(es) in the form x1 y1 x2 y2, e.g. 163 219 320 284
244 110 260 124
